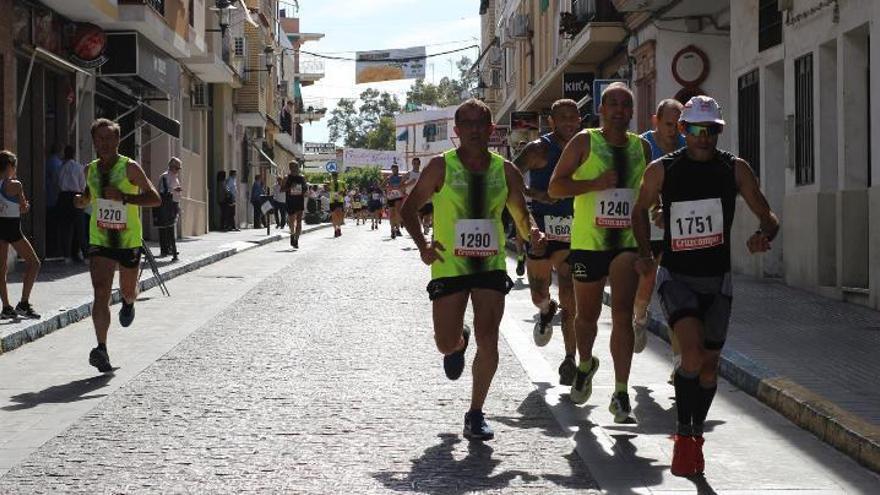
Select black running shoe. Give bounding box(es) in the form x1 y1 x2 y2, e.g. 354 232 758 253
443 325 470 380
290 235 295 247
533 299 558 347
463 410 494 441
15 301 40 319
89 347 113 373
293 237 299 249
558 355 577 386
515 256 525 277
119 301 135 328
1 305 16 319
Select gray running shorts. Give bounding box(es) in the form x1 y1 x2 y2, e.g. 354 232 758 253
656 267 732 351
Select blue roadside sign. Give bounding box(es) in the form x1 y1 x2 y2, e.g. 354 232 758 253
325 160 337 173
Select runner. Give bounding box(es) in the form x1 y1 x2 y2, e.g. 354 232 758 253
0 150 41 319
632 95 779 476
634 98 686 357
513 99 580 385
401 99 546 441
282 160 307 248
328 173 345 237
351 188 364 225
73 118 161 372
384 164 405 239
404 157 432 235
548 82 650 424
367 184 383 230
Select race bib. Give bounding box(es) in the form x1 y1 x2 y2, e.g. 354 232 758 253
372 193 381 200
595 188 634 228
291 184 303 195
454 219 499 257
388 189 403 200
544 215 572 242
96 199 127 230
670 198 724 251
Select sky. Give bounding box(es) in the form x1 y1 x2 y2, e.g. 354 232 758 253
288 0 481 145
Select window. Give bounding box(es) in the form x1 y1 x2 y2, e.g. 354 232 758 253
423 121 448 142
795 53 814 185
234 37 245 57
738 70 761 180
759 0 782 52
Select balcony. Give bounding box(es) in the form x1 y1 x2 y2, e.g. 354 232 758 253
295 57 325 84
38 0 119 23
293 97 327 123
103 0 190 58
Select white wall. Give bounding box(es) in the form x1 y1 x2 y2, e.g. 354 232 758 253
395 106 458 164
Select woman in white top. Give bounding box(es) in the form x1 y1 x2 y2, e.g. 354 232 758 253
0 150 41 319
271 176 287 229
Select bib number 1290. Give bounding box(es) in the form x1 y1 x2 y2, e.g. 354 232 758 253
454 219 498 257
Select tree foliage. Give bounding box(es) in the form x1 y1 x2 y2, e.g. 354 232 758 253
327 89 400 150
304 166 382 192
404 56 476 110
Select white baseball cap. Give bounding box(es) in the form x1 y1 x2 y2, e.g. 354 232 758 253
679 95 726 125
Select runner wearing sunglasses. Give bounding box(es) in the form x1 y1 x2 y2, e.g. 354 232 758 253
632 95 779 477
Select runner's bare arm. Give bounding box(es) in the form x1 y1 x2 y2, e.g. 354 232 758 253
402 156 444 252
735 159 779 251
632 161 664 259
10 181 29 214
122 161 161 207
514 140 553 204
504 161 540 242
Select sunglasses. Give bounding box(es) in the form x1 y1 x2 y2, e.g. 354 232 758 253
684 123 723 137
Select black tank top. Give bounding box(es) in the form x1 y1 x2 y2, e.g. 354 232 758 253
660 148 738 276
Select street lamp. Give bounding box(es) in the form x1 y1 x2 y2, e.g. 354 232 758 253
243 46 276 73
208 0 237 38
473 78 489 100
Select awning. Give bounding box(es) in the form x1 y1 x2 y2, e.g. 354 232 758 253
17 47 93 116
253 144 278 171
139 104 180 139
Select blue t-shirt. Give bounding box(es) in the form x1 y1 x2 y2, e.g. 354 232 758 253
641 130 685 161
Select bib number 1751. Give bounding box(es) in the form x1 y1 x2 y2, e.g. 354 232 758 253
670 198 724 251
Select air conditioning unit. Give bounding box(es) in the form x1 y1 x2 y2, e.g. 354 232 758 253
573 0 597 21
252 127 265 140
488 45 503 68
191 82 209 109
499 22 514 47
511 14 531 39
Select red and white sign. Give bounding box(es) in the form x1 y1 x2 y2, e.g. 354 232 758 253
595 188 634 228
670 198 724 251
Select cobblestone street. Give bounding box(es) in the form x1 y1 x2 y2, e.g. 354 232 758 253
0 225 877 493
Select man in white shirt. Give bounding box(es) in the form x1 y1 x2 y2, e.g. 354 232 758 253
157 158 182 260
57 145 86 262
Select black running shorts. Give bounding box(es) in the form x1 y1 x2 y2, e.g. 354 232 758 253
426 270 514 301
527 240 570 261
88 245 142 269
656 266 732 351
568 248 637 283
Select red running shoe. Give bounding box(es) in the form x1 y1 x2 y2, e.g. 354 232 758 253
693 435 705 474
671 434 698 477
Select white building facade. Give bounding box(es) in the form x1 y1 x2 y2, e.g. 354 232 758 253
395 106 458 165
730 0 879 309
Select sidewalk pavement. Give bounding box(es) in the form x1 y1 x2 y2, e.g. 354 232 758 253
0 223 330 355
609 273 880 474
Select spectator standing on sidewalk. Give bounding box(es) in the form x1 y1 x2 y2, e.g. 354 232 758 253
57 145 86 263
157 158 182 261
250 174 265 229
225 170 239 231
271 175 286 229
632 95 779 477
0 150 41 319
45 144 62 257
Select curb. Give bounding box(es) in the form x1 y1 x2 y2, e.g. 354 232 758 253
602 289 880 474
0 224 331 355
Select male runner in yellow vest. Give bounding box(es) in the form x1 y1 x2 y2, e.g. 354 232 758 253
75 119 161 372
549 83 651 423
401 99 545 441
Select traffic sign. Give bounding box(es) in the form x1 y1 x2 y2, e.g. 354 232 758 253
325 160 338 173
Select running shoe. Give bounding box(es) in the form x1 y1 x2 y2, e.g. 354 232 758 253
119 301 135 328
609 391 637 424
390 228 396 239
15 301 40 319
89 347 113 373
570 357 599 405
293 237 299 249
633 315 648 353
533 299 558 347
558 355 577 386
1 305 16 319
463 410 494 441
515 255 525 277
423 224 430 235
443 325 470 380
693 435 705 474
671 434 699 477
290 235 295 247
